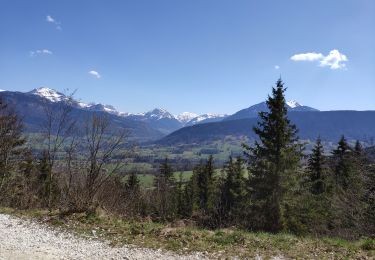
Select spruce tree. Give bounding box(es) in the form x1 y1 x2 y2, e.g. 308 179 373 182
153 158 176 220
125 171 141 216
196 156 215 212
244 78 301 232
354 140 363 154
330 137 367 236
220 156 246 224
37 150 52 206
176 172 188 217
308 138 326 194
182 173 196 217
332 136 352 189
125 172 140 194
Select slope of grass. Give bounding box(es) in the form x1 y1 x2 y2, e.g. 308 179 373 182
1 207 374 259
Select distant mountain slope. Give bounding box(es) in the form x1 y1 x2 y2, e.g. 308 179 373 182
225 101 318 121
0 88 230 136
127 108 183 134
184 114 228 126
0 90 164 142
158 111 375 145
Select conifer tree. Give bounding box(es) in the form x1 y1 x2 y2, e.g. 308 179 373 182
329 136 369 237
37 150 52 206
332 136 352 189
196 155 215 212
181 173 196 217
354 140 363 154
124 171 141 216
244 78 302 232
176 172 187 217
220 156 246 224
308 138 326 194
125 172 140 195
156 158 174 184
153 158 176 220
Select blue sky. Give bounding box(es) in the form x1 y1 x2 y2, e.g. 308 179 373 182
0 0 374 114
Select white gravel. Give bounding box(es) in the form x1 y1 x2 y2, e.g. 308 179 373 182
0 214 207 260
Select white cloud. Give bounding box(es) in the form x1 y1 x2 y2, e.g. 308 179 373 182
46 15 62 30
274 65 280 70
89 70 101 79
30 49 53 57
290 52 324 61
319 49 348 70
46 15 55 23
290 49 348 70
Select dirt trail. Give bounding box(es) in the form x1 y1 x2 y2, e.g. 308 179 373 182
0 214 206 260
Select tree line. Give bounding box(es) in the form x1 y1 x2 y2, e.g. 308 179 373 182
0 79 374 239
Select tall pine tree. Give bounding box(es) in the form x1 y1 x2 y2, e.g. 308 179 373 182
192 156 215 213
308 138 326 194
220 156 246 225
153 158 176 220
332 136 352 189
244 78 301 232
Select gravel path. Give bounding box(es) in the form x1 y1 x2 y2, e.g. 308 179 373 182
0 214 207 260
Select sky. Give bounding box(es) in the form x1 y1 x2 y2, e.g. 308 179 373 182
0 0 374 115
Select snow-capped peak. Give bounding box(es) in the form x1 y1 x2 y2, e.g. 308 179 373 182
176 112 199 124
29 87 66 102
145 108 176 120
286 100 302 108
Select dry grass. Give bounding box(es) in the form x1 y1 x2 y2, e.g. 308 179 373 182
1 207 374 259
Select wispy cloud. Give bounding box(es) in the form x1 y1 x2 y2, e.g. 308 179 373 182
46 15 55 23
290 49 348 70
274 65 280 70
30 49 53 57
89 70 101 79
46 15 62 30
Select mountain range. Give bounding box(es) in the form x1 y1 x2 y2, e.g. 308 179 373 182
1 87 374 145
0 88 229 140
158 111 375 145
224 100 318 121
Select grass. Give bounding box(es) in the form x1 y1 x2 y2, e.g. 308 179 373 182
1 207 374 259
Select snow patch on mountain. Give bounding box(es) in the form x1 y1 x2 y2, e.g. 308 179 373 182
28 87 131 117
29 87 66 102
185 113 227 126
286 100 302 108
176 112 199 124
77 102 91 108
194 114 227 123
144 108 176 120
